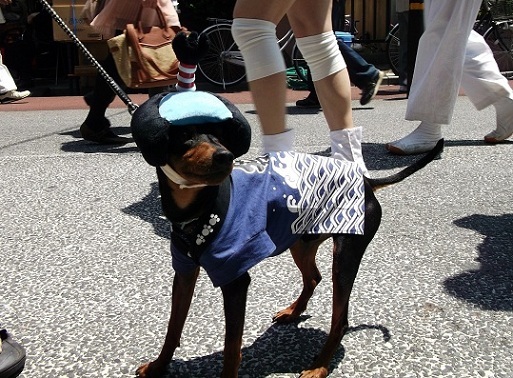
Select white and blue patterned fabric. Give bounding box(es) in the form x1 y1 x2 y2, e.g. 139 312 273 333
171 151 365 287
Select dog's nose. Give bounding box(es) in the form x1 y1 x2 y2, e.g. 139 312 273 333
213 150 234 165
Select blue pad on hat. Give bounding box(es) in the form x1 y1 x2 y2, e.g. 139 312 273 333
159 92 233 126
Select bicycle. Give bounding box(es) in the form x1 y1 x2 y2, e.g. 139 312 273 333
197 18 307 88
475 0 513 78
385 23 400 76
385 0 513 79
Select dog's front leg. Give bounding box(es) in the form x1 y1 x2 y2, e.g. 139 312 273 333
220 272 251 378
136 267 200 378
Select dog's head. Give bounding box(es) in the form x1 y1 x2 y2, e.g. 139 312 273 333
131 91 251 187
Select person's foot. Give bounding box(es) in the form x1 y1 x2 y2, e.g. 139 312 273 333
80 122 133 145
484 97 513 143
360 70 384 106
296 93 321 108
0 90 31 104
0 328 26 377
386 122 442 155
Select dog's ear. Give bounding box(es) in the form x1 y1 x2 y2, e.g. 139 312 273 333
131 93 171 166
209 94 251 158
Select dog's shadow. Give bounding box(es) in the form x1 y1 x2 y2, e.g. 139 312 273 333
122 182 170 239
159 321 390 377
444 213 513 311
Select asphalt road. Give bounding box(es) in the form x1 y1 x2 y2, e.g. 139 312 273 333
1 93 512 377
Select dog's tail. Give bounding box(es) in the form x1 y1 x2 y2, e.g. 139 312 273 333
367 139 444 190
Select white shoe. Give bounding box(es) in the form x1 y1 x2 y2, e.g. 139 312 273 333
386 138 439 155
484 98 513 144
0 90 31 104
386 122 442 155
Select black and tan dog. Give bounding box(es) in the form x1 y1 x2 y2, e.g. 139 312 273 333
131 91 443 378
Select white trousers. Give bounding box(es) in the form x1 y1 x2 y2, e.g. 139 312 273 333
406 0 513 124
0 52 17 94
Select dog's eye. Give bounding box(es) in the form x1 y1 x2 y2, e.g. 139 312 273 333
173 131 194 145
197 126 225 144
166 132 192 154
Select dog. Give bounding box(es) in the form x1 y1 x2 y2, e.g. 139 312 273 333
130 90 443 378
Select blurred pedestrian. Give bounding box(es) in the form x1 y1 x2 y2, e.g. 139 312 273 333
0 51 30 103
0 0 30 103
232 0 368 175
80 0 182 145
387 0 513 155
296 0 384 108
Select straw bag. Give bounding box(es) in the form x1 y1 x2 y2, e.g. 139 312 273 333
107 5 179 88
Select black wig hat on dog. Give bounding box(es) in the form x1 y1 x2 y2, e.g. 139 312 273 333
131 91 252 166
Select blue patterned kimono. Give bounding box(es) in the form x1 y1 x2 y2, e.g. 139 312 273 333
171 152 365 287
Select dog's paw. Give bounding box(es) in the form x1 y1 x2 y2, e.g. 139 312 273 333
272 307 301 323
300 367 329 378
135 362 165 378
135 363 149 377
272 301 307 323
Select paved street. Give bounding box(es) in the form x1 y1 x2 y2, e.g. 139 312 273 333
1 86 512 378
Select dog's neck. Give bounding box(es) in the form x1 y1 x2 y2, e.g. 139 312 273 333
167 180 204 210
157 167 219 224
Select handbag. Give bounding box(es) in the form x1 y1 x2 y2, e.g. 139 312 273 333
107 5 179 88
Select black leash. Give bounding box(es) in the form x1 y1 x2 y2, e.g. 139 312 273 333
37 0 139 115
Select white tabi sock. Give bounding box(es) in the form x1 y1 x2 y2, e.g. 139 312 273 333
261 129 295 153
330 127 369 176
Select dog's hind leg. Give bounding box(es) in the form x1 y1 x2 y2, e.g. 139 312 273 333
300 186 382 378
273 237 325 323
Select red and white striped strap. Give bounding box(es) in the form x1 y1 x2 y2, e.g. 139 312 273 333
176 63 197 91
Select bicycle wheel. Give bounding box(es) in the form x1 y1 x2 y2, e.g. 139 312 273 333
386 24 401 76
483 21 513 79
291 42 309 83
197 24 247 88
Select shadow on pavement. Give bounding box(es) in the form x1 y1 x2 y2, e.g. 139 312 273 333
59 126 139 154
444 213 513 311
122 182 170 240
155 321 389 377
364 139 512 172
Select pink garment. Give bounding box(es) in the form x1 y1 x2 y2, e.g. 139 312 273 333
90 0 181 39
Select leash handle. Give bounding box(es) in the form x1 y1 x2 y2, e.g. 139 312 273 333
37 0 139 115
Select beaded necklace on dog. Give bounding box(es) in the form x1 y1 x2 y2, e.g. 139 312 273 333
157 164 230 263
164 176 231 264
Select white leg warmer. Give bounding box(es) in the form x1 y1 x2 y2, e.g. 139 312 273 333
295 31 346 82
262 129 295 153
330 127 369 176
231 18 286 82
